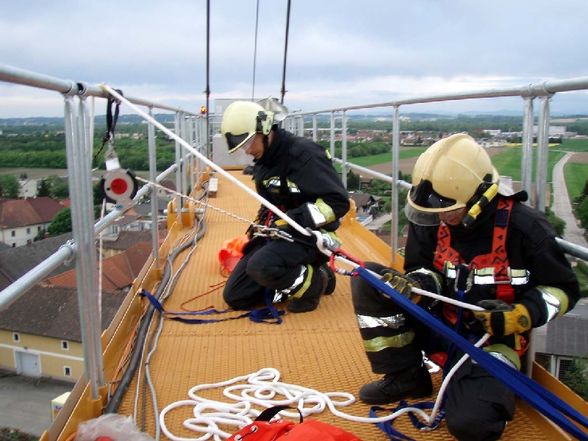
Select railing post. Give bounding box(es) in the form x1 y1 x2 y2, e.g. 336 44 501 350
64 94 103 400
181 114 190 196
341 110 348 189
174 111 183 226
297 114 304 137
189 116 196 192
391 106 400 263
312 114 317 142
148 107 160 267
536 96 551 212
521 97 534 204
197 116 206 182
329 111 335 159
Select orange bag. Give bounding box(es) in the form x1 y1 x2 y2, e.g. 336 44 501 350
227 406 363 441
218 234 249 275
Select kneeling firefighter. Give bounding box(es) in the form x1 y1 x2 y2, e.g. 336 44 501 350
221 100 350 313
351 133 579 440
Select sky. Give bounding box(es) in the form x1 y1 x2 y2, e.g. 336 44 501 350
1 0 588 118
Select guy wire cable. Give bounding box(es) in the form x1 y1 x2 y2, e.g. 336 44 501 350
280 0 291 104
251 0 260 100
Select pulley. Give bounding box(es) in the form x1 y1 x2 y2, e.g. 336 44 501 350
99 146 137 207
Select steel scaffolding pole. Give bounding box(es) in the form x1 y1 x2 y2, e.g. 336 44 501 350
521 97 535 203
391 106 400 264
64 94 103 399
148 107 160 267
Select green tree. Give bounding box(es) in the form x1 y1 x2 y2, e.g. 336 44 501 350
545 207 566 236
37 178 51 197
561 357 588 401
45 175 69 198
0 175 20 198
577 197 588 230
347 170 360 191
47 208 72 236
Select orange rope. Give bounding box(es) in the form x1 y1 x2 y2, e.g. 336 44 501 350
180 280 226 311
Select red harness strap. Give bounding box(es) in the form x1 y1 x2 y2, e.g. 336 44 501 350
433 198 515 304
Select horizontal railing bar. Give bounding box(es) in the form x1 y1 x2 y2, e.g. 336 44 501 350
0 157 187 311
333 158 411 190
295 76 588 116
0 64 201 116
556 237 588 261
0 241 76 310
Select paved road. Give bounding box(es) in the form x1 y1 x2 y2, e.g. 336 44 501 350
0 372 72 437
552 152 588 249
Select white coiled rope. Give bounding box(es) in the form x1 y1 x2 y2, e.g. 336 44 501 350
159 364 488 441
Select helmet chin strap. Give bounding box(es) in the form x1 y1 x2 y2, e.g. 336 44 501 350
461 183 499 228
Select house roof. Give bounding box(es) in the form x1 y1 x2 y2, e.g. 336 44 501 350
0 197 64 228
349 192 376 207
44 241 152 292
0 286 124 342
0 232 73 290
101 229 165 251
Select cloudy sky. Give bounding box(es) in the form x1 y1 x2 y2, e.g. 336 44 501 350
1 0 588 117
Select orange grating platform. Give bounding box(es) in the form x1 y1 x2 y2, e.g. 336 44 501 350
49 170 583 441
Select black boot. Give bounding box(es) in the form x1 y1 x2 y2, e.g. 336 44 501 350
318 264 336 295
286 265 323 313
359 366 432 405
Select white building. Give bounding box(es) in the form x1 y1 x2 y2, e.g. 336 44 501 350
0 197 64 247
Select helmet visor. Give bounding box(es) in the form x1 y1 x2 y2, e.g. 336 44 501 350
226 132 255 153
409 179 458 210
404 203 440 226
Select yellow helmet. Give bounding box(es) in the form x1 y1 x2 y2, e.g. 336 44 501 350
407 133 499 216
220 101 274 153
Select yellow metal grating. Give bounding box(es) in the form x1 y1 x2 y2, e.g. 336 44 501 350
110 170 573 441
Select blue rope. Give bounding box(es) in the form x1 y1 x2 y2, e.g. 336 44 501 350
355 266 588 441
140 289 284 324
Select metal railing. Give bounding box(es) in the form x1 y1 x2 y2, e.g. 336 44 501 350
2 64 588 401
284 76 588 263
0 64 207 399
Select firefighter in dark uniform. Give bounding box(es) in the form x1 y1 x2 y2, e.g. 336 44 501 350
351 133 579 440
220 100 350 313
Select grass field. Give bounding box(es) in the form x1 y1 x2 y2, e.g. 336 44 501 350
347 147 425 167
565 162 588 201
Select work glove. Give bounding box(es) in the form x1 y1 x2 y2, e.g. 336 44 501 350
473 299 532 338
312 230 342 253
381 271 421 303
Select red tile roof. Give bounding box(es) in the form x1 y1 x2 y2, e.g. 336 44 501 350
0 286 124 341
0 197 64 228
44 242 151 292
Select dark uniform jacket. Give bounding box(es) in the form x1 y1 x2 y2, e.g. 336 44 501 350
404 193 580 330
253 127 350 232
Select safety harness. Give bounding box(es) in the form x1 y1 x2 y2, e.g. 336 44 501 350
433 198 528 305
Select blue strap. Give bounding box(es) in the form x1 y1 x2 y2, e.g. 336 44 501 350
371 401 445 440
249 288 284 324
369 406 415 441
355 267 588 441
401 400 445 431
140 290 284 325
